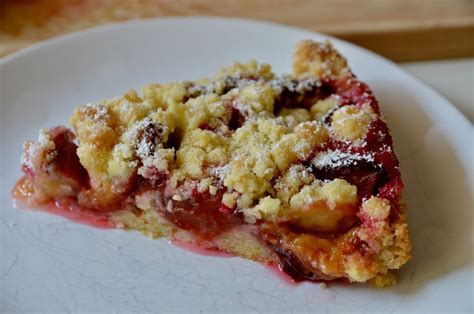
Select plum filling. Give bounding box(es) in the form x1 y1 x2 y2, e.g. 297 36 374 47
160 189 243 240
271 245 321 282
273 79 334 114
49 128 90 189
229 106 246 130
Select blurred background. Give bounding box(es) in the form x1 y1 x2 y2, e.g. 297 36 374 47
1 0 473 119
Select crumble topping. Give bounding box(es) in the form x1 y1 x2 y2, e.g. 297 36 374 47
241 196 282 224
21 129 56 172
310 95 340 120
63 58 380 222
275 163 314 204
361 197 391 220
293 40 350 79
287 178 358 232
331 104 375 141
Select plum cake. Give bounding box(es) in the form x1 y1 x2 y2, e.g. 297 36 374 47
13 40 411 286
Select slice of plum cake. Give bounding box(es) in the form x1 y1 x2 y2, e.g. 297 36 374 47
13 40 411 286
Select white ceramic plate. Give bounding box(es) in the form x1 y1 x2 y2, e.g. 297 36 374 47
1 18 472 313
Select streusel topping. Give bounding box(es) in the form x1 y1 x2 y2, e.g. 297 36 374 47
61 42 391 223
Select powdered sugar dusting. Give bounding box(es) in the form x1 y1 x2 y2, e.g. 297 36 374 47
269 76 321 94
208 164 231 182
80 103 109 120
187 75 321 100
135 118 156 159
312 149 376 169
232 99 254 117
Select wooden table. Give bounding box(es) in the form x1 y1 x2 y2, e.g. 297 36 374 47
1 0 473 61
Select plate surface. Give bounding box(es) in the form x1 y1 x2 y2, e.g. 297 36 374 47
1 17 472 313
